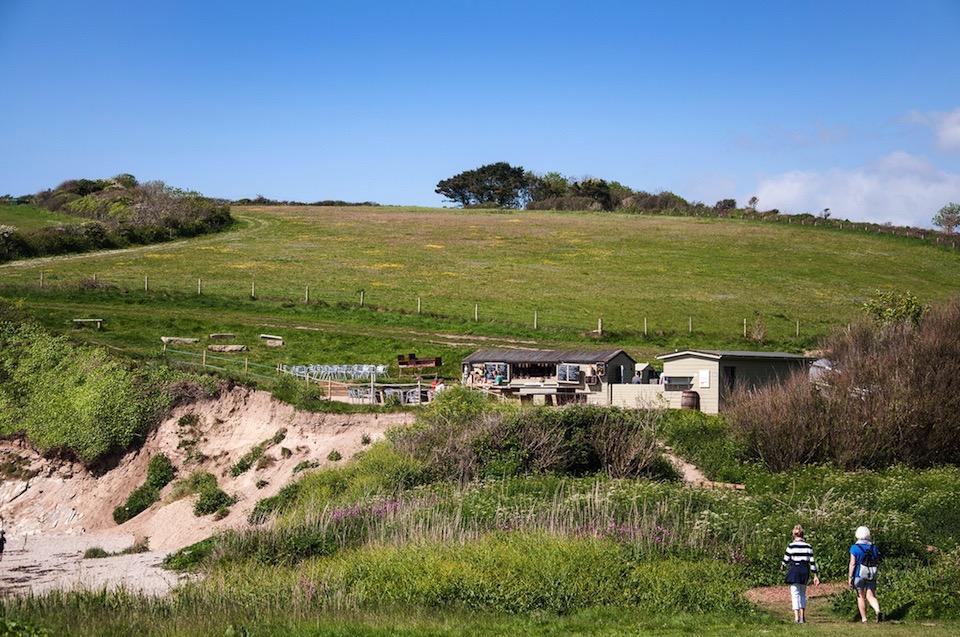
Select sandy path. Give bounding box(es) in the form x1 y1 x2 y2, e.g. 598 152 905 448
0 533 191 596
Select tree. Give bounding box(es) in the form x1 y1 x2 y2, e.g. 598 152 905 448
714 198 736 211
933 202 960 234
572 178 614 210
528 171 570 202
435 162 531 208
862 289 926 327
746 196 759 211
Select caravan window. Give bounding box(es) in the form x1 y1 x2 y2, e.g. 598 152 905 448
557 363 580 383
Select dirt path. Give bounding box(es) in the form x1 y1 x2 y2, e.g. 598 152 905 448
746 582 849 623
662 446 744 490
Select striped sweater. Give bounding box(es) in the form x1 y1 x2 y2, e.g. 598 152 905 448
782 540 818 572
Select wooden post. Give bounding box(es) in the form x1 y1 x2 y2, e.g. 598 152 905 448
688 317 692 333
417 296 421 314
370 373 376 405
305 285 310 304
93 273 97 283
474 303 479 321
202 350 207 367
643 317 647 336
743 318 747 338
244 357 249 373
597 317 603 335
144 275 149 292
533 310 538 330
197 278 202 295
360 290 365 307
163 342 167 352
796 320 800 337
251 279 256 299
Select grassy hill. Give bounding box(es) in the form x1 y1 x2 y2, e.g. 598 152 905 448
0 203 82 232
2 205 958 377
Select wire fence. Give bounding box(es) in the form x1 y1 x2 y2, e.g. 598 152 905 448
9 271 826 345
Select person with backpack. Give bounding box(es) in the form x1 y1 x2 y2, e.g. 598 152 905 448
781 524 820 623
849 525 883 623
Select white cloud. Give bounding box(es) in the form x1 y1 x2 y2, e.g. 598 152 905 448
752 152 960 227
906 107 960 150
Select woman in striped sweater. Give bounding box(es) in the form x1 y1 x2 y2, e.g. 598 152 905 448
781 524 820 623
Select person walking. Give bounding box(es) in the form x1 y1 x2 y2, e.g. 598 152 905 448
0 529 6 562
849 526 883 623
781 524 820 623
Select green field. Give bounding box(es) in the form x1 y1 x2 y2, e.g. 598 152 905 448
2 205 959 377
0 203 82 232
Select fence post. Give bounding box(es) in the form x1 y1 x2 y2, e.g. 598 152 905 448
597 317 603 335
534 310 538 330
202 350 207 367
251 279 256 299
417 296 422 314
643 317 647 336
360 290 365 307
796 320 800 337
743 318 747 337
305 285 310 304
688 317 692 333
144 275 149 292
93 273 97 283
474 303 479 321
197 278 202 295
244 357 249 373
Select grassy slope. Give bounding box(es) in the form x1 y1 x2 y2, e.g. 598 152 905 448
2 205 958 377
0 203 82 231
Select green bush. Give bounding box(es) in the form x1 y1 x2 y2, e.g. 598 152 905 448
112 483 159 524
162 537 216 571
82 547 109 559
327 449 342 462
230 445 264 477
145 453 175 490
195 483 236 516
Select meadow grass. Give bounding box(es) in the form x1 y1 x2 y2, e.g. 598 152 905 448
0 203 82 232
3 206 959 361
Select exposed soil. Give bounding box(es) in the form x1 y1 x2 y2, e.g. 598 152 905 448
0 386 413 596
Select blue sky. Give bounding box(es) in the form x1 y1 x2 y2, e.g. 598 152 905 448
1 0 959 226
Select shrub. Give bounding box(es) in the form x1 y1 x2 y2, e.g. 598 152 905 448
112 484 159 524
396 398 672 482
249 482 301 524
145 454 175 490
360 433 371 445
162 537 216 571
293 460 319 474
256 479 268 489
230 445 264 476
195 485 236 517
213 507 230 521
327 450 342 462
728 297 960 470
82 547 109 559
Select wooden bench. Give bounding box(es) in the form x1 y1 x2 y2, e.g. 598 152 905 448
73 318 104 330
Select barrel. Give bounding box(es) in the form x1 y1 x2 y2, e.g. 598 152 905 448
681 390 700 411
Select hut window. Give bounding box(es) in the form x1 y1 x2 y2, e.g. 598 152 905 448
484 363 508 381
663 376 693 391
557 363 580 383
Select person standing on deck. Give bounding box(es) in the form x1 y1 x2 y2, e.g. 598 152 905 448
781 524 820 623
